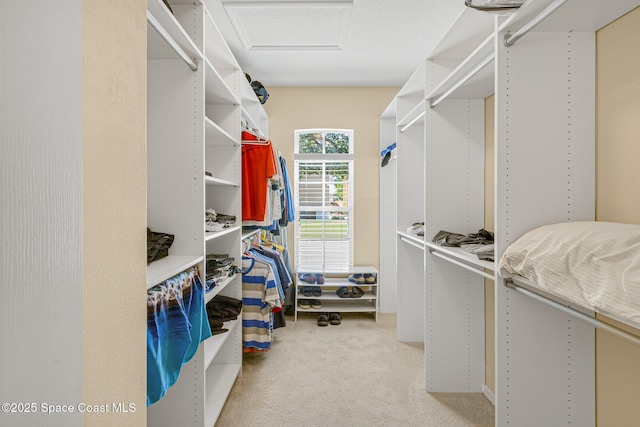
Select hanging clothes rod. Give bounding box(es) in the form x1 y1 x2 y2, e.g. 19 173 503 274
399 236 425 251
147 10 198 71
429 51 495 108
399 111 426 133
430 250 494 281
504 279 640 348
503 0 568 47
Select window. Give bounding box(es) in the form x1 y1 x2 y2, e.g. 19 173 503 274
294 129 354 270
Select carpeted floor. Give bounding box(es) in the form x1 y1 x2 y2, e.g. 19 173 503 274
215 312 494 427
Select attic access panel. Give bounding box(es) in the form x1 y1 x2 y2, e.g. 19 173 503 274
222 0 353 50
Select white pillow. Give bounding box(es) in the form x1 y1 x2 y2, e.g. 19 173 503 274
499 221 640 324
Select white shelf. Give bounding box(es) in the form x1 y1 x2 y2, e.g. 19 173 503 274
241 105 268 139
204 363 241 427
204 317 241 369
203 7 240 72
205 225 241 242
397 61 426 98
241 228 261 240
296 265 378 275
397 231 425 251
297 299 377 313
298 277 377 287
396 99 426 130
501 0 640 34
147 0 203 62
205 116 236 147
147 255 203 290
204 274 237 304
426 32 495 106
205 58 239 105
205 175 238 187
297 289 377 301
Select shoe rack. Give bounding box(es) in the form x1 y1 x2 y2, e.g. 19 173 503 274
294 266 379 321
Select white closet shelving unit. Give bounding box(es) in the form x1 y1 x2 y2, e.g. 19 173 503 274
379 100 397 314
393 63 427 342
422 9 494 395
146 1 268 425
294 266 379 321
382 0 640 425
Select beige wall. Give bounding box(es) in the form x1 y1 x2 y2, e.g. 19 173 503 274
264 87 398 270
595 6 640 426
82 1 147 425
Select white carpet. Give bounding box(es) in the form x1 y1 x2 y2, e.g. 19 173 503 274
216 313 494 427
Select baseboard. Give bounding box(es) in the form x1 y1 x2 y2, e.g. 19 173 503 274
482 384 495 406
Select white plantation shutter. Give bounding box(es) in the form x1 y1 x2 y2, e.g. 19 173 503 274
294 130 354 270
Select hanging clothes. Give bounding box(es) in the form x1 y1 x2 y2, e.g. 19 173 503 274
241 256 279 352
147 267 211 406
241 136 294 232
279 156 295 225
241 140 277 222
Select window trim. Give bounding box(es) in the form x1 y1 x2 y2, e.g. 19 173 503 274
293 129 354 270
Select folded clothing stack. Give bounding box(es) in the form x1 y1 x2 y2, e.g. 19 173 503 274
147 228 174 264
407 222 424 237
206 295 243 335
205 253 235 291
432 228 495 261
205 208 236 232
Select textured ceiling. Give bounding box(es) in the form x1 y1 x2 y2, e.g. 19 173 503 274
223 1 353 50
204 0 468 87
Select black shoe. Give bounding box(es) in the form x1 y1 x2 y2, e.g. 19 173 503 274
317 313 329 327
329 312 342 325
351 286 365 298
298 299 311 309
336 286 350 298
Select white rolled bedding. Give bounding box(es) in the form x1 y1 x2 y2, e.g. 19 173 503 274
498 221 640 324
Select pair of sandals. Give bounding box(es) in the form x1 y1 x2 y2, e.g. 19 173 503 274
336 286 365 298
347 273 376 284
317 312 341 326
299 273 325 284
301 286 322 297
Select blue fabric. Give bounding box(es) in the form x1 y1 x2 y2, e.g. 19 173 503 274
280 157 295 221
380 142 396 156
248 249 285 302
147 269 211 406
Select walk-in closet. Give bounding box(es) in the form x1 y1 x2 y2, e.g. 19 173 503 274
3 1 640 426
